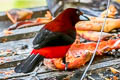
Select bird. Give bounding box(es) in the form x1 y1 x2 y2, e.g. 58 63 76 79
15 8 89 73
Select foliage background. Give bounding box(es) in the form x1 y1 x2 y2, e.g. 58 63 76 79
0 0 47 11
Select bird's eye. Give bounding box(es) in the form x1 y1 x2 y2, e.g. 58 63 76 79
76 10 81 15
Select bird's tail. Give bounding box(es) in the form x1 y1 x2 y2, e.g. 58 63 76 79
14 53 44 73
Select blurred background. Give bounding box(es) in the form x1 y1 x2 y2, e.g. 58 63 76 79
0 0 47 11
0 0 120 12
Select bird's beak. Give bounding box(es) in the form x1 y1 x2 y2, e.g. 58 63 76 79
79 15 90 21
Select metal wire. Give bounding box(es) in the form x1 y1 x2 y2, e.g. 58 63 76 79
30 62 42 80
80 0 111 80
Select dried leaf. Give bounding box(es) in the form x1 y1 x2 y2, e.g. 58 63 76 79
3 30 13 36
0 60 4 64
1 38 8 43
101 4 118 18
105 78 111 80
109 67 120 74
6 9 33 23
113 76 118 80
0 57 4 60
4 70 14 75
6 49 12 52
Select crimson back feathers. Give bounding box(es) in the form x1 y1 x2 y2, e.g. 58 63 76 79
44 8 83 32
15 8 89 73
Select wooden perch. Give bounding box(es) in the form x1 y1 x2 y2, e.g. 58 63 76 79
0 25 43 43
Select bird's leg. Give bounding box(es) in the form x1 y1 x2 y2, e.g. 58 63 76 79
65 62 69 71
30 61 42 80
62 56 68 71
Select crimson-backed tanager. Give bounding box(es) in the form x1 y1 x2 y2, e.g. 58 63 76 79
15 8 89 73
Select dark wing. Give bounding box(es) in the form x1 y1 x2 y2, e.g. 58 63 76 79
33 28 76 49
